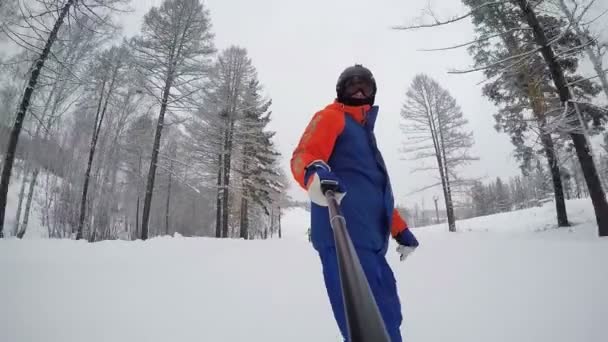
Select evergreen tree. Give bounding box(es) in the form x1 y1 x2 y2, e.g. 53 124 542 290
462 0 594 227
236 79 282 239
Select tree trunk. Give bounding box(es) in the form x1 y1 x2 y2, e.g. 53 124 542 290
239 190 248 239
135 196 140 239
82 62 122 242
141 74 174 240
165 159 173 236
221 120 235 238
124 214 129 240
270 206 274 239
13 166 30 237
0 0 75 237
532 84 569 227
239 148 251 239
517 0 608 236
135 154 142 239
571 132 608 232
102 146 120 240
278 206 282 239
573 162 583 199
18 167 39 239
421 83 455 232
435 97 456 232
76 78 108 240
215 153 223 238
540 132 569 226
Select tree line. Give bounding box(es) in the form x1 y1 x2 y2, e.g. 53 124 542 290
396 0 608 236
0 0 287 241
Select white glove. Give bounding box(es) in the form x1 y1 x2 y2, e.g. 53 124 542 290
396 245 416 262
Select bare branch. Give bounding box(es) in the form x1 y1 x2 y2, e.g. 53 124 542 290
406 182 444 195
566 69 608 86
583 9 608 26
392 1 505 31
448 46 542 74
418 28 530 52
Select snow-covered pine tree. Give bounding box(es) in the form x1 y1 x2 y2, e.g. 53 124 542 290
186 46 260 238
462 0 585 226
551 0 608 100
235 78 281 239
131 0 215 240
512 0 608 236
401 74 476 232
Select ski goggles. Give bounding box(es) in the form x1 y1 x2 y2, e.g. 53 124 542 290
342 76 375 97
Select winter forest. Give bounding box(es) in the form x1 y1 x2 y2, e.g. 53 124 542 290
1 1 608 341
395 0 608 236
1 0 607 241
0 0 288 241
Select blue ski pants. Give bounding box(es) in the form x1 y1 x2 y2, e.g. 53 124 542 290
318 247 403 342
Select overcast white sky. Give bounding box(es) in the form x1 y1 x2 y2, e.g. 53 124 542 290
122 0 607 209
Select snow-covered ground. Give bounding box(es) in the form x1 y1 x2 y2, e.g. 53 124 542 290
424 198 599 236
1 199 607 341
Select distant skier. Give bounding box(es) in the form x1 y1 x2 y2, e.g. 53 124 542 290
290 64 419 341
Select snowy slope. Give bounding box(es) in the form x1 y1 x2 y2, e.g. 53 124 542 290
422 198 598 236
1 201 607 342
280 205 310 241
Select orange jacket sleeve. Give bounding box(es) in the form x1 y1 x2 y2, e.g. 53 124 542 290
291 109 345 189
391 208 409 237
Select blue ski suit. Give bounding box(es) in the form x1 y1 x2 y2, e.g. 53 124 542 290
291 101 415 341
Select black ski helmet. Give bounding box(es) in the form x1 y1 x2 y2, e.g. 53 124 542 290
336 64 377 106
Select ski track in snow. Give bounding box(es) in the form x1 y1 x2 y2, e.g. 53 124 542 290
1 195 607 342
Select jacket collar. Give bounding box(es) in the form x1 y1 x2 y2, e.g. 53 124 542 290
326 100 379 130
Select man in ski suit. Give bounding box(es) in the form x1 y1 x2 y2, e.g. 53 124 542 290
290 64 419 342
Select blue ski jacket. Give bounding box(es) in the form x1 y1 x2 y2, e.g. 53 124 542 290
291 101 409 255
